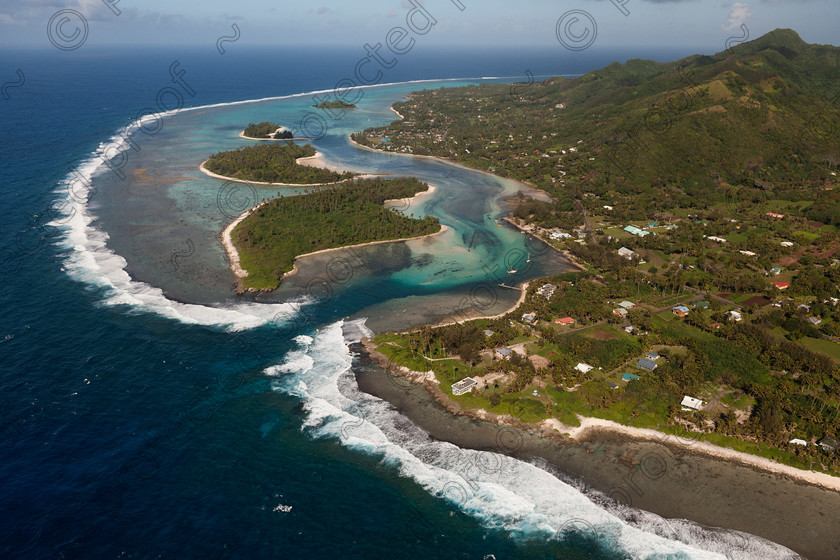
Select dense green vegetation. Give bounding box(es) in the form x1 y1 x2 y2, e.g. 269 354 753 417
205 143 355 184
243 122 281 138
314 100 356 109
233 177 441 290
354 29 840 218
364 30 840 474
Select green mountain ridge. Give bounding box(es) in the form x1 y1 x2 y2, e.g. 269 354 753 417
353 29 840 212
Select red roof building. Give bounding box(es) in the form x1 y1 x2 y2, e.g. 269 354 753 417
773 281 790 290
556 317 575 325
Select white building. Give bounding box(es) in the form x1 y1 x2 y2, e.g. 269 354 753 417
575 362 593 374
681 396 704 411
452 377 478 396
618 247 637 260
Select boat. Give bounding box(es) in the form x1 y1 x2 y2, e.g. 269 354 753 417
526 252 531 263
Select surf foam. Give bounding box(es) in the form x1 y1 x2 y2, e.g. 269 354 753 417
265 319 798 559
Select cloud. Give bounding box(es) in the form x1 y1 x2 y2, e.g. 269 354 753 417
723 2 752 31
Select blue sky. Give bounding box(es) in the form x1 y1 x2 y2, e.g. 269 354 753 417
0 0 837 53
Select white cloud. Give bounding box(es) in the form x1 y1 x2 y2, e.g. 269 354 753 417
723 2 752 31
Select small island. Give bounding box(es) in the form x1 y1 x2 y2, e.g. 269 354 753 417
242 121 294 140
314 100 357 110
203 143 355 185
228 177 441 291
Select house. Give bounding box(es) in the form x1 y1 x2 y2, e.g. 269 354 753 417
495 347 513 360
766 212 785 219
798 304 810 312
606 382 620 390
693 301 710 309
556 317 575 325
789 438 808 446
622 373 640 382
780 241 794 248
645 352 661 361
624 325 635 334
483 329 495 338
739 250 757 257
575 362 593 374
705 235 727 243
809 316 822 325
623 225 652 237
603 205 613 211
819 436 840 452
618 300 636 309
672 306 690 317
613 308 629 317
522 313 536 324
451 377 478 396
618 247 637 260
773 281 790 290
550 230 572 240
637 358 658 371
680 396 704 411
537 284 556 298
728 310 742 322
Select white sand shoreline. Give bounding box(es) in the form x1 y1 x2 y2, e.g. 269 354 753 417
280 224 449 280
384 183 437 212
538 415 840 493
221 199 448 289
199 158 377 187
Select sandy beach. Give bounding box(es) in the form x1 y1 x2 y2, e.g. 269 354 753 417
355 343 840 560
383 183 436 213
220 191 449 291
199 158 377 187
238 127 313 141
280 224 449 280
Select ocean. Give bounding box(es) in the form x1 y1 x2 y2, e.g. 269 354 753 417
0 45 803 559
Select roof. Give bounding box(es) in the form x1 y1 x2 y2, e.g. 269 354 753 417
645 352 660 360
681 396 704 410
483 329 495 337
622 373 640 381
451 377 477 396
496 347 512 356
575 362 593 373
618 247 636 258
773 281 790 289
819 436 840 450
637 358 658 371
613 308 628 316
789 438 808 446
556 317 575 324
673 305 690 313
618 300 636 309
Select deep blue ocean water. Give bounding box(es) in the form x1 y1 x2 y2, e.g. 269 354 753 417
0 45 795 559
